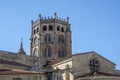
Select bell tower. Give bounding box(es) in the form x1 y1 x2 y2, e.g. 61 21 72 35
30 13 72 60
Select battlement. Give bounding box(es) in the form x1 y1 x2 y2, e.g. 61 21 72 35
31 13 69 27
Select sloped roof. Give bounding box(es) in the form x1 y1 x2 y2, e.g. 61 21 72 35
50 51 115 65
75 72 120 79
73 51 115 65
0 69 42 75
0 50 16 54
0 59 31 67
50 55 72 65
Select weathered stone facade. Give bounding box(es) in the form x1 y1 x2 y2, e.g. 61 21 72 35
30 13 72 61
72 52 115 77
48 52 120 80
51 56 73 80
0 50 38 67
0 13 120 80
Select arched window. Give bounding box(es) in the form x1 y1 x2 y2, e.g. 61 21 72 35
61 50 64 57
43 26 47 31
44 48 47 58
58 36 64 43
44 35 51 42
58 48 65 58
34 37 38 45
48 47 51 57
58 50 61 57
61 38 64 43
61 27 64 32
37 27 39 32
57 26 60 31
49 25 53 31
43 47 52 58
33 29 36 34
34 48 38 57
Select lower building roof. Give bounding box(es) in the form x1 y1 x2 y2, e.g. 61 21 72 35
0 59 31 67
0 69 42 75
75 72 120 79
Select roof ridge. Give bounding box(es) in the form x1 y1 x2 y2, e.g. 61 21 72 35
73 51 115 65
0 59 31 67
0 50 16 54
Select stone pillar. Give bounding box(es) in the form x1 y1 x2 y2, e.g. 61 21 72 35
65 65 70 80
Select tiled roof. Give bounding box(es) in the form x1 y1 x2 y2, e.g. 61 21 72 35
0 59 31 67
0 69 41 75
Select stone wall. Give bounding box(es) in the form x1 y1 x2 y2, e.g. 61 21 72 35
72 52 115 77
0 50 39 67
51 58 73 80
0 63 28 70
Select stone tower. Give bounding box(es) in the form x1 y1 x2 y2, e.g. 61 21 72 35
30 13 72 61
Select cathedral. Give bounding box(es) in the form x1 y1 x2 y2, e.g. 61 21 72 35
0 13 120 80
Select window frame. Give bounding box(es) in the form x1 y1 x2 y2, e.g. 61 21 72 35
58 36 64 43
49 25 53 31
57 26 60 31
43 47 52 58
61 27 64 32
58 48 65 58
44 35 51 43
43 25 47 31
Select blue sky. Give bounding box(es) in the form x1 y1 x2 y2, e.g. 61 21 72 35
0 0 120 69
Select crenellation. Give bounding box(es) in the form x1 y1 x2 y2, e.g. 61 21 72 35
30 13 72 62
32 13 69 28
56 19 69 25
51 16 53 19
39 14 41 18
31 20 33 25
54 12 57 19
67 16 69 22
32 19 40 27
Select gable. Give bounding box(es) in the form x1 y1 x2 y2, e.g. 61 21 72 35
72 51 116 77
